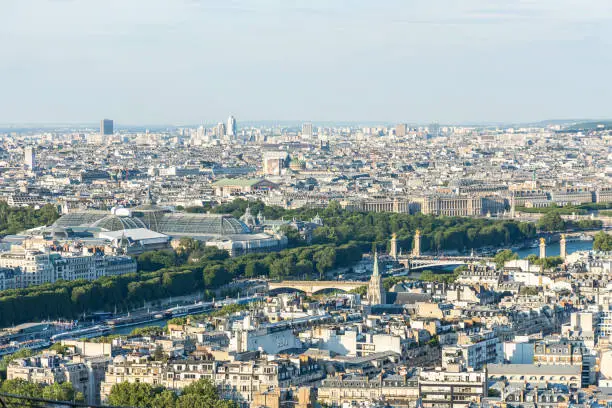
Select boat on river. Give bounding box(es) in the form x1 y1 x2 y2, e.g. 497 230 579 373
50 325 111 342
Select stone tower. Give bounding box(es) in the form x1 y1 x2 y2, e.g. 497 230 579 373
390 233 398 260
367 252 386 305
412 230 421 257
539 263 544 288
539 237 546 260
560 234 567 260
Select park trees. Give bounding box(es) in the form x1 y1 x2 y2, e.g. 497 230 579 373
107 379 237 408
0 379 83 405
493 250 518 268
537 211 566 232
0 202 60 235
594 231 612 252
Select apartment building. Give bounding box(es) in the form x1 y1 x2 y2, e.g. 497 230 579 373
418 369 487 408
512 190 549 207
441 331 499 371
0 248 56 287
0 246 136 289
7 353 93 404
551 188 594 205
309 327 404 358
533 339 595 386
0 267 18 291
318 373 418 407
596 188 612 203
101 354 322 406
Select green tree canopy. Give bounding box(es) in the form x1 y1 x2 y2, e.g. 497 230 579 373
494 250 518 267
594 231 612 252
137 250 178 272
107 379 237 408
0 203 60 235
108 382 164 407
41 382 84 402
537 211 566 232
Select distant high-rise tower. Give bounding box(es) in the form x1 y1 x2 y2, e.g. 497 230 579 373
24 146 35 170
302 123 313 138
216 123 227 139
367 252 386 305
428 122 440 137
227 115 237 138
395 123 407 137
101 119 113 136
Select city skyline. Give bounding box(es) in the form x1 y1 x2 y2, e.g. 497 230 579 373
2 0 612 124
1 117 612 130
1 1 612 407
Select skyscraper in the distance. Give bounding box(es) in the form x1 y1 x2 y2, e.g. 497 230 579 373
24 146 35 170
227 115 237 138
101 119 114 136
216 122 227 139
302 123 313 138
428 122 440 137
395 123 407 137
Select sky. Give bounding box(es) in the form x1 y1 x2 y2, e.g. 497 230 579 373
1 0 611 125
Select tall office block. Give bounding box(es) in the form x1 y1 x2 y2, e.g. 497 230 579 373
216 123 227 139
395 123 407 137
101 119 114 135
302 123 313 138
428 122 440 137
227 115 237 137
24 146 35 170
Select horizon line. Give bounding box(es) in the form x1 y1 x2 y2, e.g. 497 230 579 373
1 117 611 130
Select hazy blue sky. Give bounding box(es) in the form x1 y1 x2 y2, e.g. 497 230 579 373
1 0 611 125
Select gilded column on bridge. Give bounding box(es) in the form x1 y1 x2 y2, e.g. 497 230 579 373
539 237 546 260
390 233 398 260
412 230 421 257
560 234 567 260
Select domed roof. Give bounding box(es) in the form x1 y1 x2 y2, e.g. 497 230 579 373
155 213 250 235
54 211 108 227
113 355 127 364
91 215 147 231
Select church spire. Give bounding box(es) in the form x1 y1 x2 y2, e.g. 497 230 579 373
367 251 385 305
373 251 380 276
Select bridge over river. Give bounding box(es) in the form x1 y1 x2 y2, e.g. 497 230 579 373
397 255 494 270
268 255 494 294
268 280 366 295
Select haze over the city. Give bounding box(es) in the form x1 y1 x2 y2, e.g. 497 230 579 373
2 2 612 407
2 0 612 124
